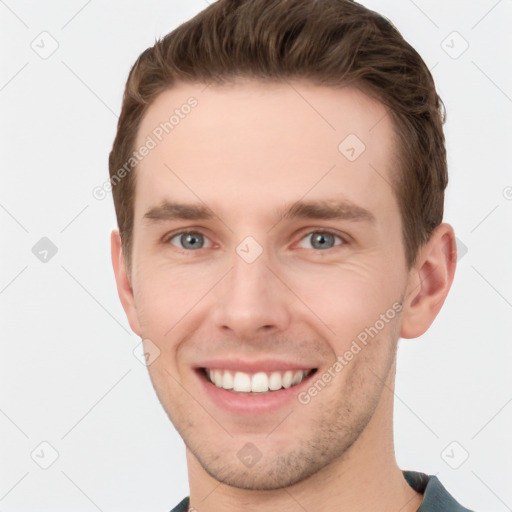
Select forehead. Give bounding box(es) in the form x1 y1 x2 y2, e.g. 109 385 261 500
133 79 397 223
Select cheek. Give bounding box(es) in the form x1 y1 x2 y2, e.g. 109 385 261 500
132 260 218 339
284 259 404 343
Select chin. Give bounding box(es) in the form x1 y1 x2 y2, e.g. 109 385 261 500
189 438 348 491
201 459 312 490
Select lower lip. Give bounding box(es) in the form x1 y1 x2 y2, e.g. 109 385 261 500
196 369 317 415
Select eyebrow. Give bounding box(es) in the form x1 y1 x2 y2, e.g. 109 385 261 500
143 201 215 223
279 199 375 223
142 199 375 224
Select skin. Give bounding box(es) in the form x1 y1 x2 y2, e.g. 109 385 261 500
111 80 457 511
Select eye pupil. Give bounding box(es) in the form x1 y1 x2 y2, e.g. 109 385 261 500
181 233 204 250
311 232 335 249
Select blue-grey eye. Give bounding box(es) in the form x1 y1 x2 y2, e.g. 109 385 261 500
169 232 210 250
298 231 343 250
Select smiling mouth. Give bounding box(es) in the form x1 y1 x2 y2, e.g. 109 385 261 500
200 367 317 394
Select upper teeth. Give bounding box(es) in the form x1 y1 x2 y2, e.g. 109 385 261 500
205 369 312 393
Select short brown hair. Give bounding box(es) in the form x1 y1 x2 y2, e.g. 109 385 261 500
109 0 447 274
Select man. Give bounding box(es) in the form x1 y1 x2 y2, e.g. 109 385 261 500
109 0 474 510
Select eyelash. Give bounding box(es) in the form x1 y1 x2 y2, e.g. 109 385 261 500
162 228 347 253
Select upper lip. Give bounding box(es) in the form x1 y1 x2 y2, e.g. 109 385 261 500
195 358 318 373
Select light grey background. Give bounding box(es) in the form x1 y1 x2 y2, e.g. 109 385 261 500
1 0 511 510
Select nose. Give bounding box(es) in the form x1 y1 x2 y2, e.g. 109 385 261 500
211 244 291 340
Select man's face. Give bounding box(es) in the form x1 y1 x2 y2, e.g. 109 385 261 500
124 80 411 489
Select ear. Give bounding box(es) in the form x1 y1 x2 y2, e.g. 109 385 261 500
111 229 142 337
400 223 457 339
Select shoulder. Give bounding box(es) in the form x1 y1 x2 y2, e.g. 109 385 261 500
169 496 190 512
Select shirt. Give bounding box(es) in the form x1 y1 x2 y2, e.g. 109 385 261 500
169 470 475 511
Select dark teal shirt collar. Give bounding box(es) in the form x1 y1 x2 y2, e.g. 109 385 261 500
403 470 474 511
170 470 474 511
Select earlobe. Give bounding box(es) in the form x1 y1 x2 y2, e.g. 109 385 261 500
400 223 457 339
110 229 142 337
